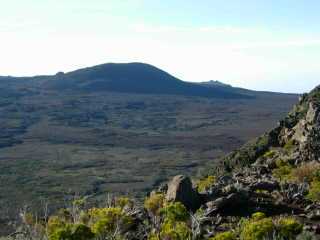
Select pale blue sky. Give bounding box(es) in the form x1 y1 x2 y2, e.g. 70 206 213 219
1 0 320 93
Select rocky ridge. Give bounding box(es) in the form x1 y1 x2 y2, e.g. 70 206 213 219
149 86 320 238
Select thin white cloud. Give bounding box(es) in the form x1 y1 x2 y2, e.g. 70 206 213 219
132 24 187 33
131 23 258 34
0 21 40 33
198 26 254 33
231 39 320 49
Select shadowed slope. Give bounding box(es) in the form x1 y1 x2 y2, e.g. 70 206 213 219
43 63 252 99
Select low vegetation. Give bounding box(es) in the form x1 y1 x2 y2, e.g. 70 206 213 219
272 159 293 181
283 140 296 153
272 159 320 185
209 231 236 240
2 192 313 240
0 89 295 226
3 77 320 240
197 176 216 192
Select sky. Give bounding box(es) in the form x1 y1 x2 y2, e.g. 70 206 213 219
1 0 320 93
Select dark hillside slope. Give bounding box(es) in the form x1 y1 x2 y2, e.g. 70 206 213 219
42 63 252 98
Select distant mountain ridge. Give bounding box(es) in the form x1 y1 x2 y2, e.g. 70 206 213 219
1 62 253 99
199 80 232 88
0 62 298 98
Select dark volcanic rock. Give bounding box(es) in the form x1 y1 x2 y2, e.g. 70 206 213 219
248 180 279 192
165 175 201 211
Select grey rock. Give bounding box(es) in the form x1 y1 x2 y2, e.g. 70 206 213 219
307 210 320 220
166 175 201 211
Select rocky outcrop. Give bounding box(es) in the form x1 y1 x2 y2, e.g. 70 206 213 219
161 89 320 220
165 175 201 211
217 86 320 174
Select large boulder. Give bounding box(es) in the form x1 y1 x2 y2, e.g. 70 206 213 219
205 192 249 216
165 175 201 211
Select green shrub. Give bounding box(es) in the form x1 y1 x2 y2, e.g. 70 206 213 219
312 168 320 181
273 165 293 181
197 175 215 192
72 198 86 208
251 212 266 220
240 217 274 240
49 224 94 240
115 196 133 209
275 159 288 168
160 220 191 240
47 216 67 236
147 233 160 240
89 207 132 237
284 140 295 152
272 160 293 181
307 180 320 202
210 231 236 240
71 224 95 240
49 225 73 240
255 189 269 194
160 202 189 222
263 150 276 158
277 217 303 239
144 193 165 216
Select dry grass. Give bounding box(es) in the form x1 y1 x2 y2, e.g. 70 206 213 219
291 162 320 183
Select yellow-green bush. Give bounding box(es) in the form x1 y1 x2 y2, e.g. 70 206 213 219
313 169 320 181
148 202 191 240
197 175 215 192
147 233 160 240
284 139 295 152
48 224 73 240
160 220 191 240
251 212 266 221
79 210 90 225
272 159 293 181
240 215 274 240
47 216 67 236
255 189 269 194
263 150 276 158
160 202 189 222
307 180 320 202
48 223 94 240
72 198 86 208
239 214 302 240
210 231 236 240
89 207 132 237
71 224 95 240
277 217 303 239
115 196 133 209
144 193 165 216
275 159 288 168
